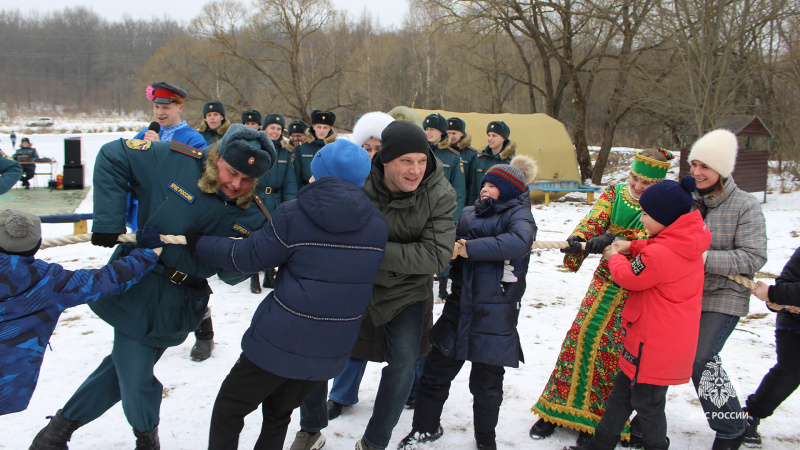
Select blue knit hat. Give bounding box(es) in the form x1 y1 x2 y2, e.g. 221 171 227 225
217 124 277 179
310 139 371 187
481 163 528 201
639 176 697 227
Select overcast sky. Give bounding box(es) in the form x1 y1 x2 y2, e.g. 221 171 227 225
0 0 408 28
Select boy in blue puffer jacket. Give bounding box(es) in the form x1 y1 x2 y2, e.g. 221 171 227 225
187 139 388 450
399 155 538 450
0 209 165 416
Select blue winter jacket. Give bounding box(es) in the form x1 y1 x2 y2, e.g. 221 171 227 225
195 176 388 380
134 121 207 150
0 248 159 415
429 190 536 368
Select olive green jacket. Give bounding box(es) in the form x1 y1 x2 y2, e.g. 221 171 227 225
362 152 457 326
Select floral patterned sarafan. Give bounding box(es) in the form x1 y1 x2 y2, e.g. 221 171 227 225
532 183 649 438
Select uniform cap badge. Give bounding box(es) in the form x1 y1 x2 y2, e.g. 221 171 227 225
248 157 255 165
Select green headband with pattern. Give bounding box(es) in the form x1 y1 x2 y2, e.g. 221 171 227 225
630 148 674 182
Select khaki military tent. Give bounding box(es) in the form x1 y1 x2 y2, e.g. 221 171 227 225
387 106 581 202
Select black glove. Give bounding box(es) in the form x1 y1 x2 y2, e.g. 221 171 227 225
136 226 165 249
91 232 120 248
560 236 586 255
184 231 204 254
585 232 615 254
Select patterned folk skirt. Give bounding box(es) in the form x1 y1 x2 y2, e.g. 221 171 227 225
532 264 631 438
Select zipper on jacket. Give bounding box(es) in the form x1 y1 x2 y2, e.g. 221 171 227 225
630 342 644 388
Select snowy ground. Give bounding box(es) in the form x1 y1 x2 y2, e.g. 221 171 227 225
1 132 799 449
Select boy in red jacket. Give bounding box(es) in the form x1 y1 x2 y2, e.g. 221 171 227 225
565 176 712 450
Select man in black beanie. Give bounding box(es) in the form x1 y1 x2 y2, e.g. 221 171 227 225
355 121 457 449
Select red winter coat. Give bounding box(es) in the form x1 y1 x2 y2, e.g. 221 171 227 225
608 210 712 386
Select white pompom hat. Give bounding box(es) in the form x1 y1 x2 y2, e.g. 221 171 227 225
687 129 738 178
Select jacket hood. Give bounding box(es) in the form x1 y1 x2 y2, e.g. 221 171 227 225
479 140 516 160
297 177 375 233
652 209 711 260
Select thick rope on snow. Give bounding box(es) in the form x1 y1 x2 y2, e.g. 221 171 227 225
40 232 187 250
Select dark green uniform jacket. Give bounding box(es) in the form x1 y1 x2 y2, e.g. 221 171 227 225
450 134 478 208
198 120 231 147
89 138 268 347
294 129 337 189
432 141 466 222
466 140 516 206
362 151 457 326
0 150 22 194
256 138 298 213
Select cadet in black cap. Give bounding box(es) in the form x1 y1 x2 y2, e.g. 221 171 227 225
294 110 337 189
287 120 309 152
447 117 478 208
133 81 206 150
242 110 263 130
198 100 229 146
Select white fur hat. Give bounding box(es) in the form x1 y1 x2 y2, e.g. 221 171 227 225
687 129 738 178
351 112 394 147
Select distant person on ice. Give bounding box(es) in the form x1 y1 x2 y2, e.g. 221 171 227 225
186 139 388 449
0 209 165 416
565 176 711 450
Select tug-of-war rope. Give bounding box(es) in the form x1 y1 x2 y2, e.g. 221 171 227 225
39 233 798 313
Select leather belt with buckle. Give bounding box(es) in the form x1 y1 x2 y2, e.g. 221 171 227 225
156 264 205 288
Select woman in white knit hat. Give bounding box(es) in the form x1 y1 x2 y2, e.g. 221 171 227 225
686 129 767 450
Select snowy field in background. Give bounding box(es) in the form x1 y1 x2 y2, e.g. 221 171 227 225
1 131 799 449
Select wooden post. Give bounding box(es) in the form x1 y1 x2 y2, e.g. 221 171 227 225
587 192 595 204
74 219 88 235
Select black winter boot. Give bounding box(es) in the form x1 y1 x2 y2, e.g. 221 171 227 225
29 410 83 450
134 426 160 450
250 273 262 294
263 267 276 288
437 277 448 300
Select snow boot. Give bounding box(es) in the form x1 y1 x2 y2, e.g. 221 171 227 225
437 277 448 300
397 426 444 449
29 410 83 450
327 400 345 420
529 418 557 439
263 267 276 288
134 426 160 450
289 430 326 450
712 432 746 450
191 316 214 361
250 273 262 294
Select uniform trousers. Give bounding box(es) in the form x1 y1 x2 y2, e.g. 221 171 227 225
61 329 166 433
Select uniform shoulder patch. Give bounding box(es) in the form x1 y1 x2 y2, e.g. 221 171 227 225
125 139 152 151
170 141 203 159
446 147 460 157
232 222 252 237
168 181 195 203
631 254 646 275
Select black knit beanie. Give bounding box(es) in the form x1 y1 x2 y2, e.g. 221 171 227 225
379 121 429 164
639 176 697 227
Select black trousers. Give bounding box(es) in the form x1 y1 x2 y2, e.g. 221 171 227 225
747 329 800 419
411 346 505 446
209 353 323 450
20 165 34 184
590 371 669 450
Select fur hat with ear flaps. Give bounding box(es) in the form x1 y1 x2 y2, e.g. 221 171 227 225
687 129 738 179
480 154 538 202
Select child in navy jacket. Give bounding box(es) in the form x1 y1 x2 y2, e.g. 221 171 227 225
399 155 538 450
0 209 164 415
568 176 712 450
